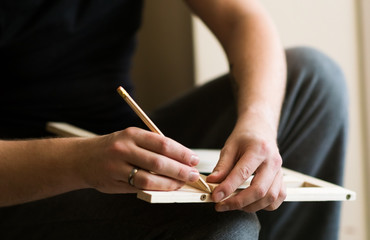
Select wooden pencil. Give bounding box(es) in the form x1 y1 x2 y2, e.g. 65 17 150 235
117 86 211 193
117 86 163 135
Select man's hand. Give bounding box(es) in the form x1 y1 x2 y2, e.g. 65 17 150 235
0 127 200 207
186 0 287 212
78 127 200 194
207 113 286 212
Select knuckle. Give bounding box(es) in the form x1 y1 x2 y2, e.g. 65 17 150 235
221 181 231 193
109 129 136 154
266 191 279 203
259 140 269 155
271 154 282 168
231 198 245 210
266 197 283 211
150 156 165 172
176 166 188 180
158 137 171 154
253 185 268 199
110 140 128 154
239 166 253 181
256 139 279 160
222 180 238 196
140 176 155 189
124 127 138 137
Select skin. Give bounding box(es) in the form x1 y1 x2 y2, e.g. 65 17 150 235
0 128 200 207
0 0 287 212
185 0 287 212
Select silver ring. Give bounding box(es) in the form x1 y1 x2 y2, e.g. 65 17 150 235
128 167 139 186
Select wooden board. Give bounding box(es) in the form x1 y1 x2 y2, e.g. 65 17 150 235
138 155 356 203
138 166 355 203
46 122 356 203
46 122 97 138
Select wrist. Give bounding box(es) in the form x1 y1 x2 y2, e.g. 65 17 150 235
39 137 93 191
237 102 280 132
63 137 101 190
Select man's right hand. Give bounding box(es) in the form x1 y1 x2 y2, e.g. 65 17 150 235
78 127 201 194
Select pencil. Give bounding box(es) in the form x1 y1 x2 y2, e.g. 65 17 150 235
116 86 163 135
117 86 211 193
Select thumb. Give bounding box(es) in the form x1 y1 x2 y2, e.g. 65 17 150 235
206 148 237 183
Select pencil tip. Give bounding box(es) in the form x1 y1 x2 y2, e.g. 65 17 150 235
199 177 212 193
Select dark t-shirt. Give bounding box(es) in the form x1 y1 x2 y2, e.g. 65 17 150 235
0 0 143 138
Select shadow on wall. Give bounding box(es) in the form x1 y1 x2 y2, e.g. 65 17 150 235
131 0 195 112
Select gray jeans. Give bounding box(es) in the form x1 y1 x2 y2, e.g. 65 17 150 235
152 47 348 240
0 47 347 240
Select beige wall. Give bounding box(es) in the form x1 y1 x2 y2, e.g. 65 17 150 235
132 0 369 239
192 1 368 239
248 2 369 239
360 0 370 237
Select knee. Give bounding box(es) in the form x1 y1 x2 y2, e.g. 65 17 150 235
205 211 260 240
285 47 348 120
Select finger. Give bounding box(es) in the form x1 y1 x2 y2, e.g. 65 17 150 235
263 178 286 211
263 190 286 211
243 169 286 212
125 147 200 183
133 168 185 191
133 130 199 167
109 163 184 192
206 146 238 183
215 163 280 212
109 161 137 184
211 150 263 203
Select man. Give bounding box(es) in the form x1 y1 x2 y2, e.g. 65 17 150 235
0 0 347 239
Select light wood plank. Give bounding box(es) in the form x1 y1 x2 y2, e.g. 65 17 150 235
46 122 97 138
46 122 356 203
138 169 356 203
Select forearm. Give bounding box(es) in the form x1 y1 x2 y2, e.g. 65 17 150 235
0 137 89 207
186 0 286 132
225 5 286 132
187 0 287 212
0 128 201 207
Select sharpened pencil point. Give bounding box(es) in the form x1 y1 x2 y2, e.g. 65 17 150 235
198 177 212 193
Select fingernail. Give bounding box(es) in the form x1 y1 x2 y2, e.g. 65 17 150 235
214 191 225 202
190 155 199 166
189 170 200 182
209 170 219 177
216 202 229 212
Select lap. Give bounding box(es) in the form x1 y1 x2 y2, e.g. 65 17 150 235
0 47 347 240
151 46 348 240
0 190 259 240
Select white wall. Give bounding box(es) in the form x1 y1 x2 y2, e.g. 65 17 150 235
192 1 368 239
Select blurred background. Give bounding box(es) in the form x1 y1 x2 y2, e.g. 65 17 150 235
131 1 370 239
